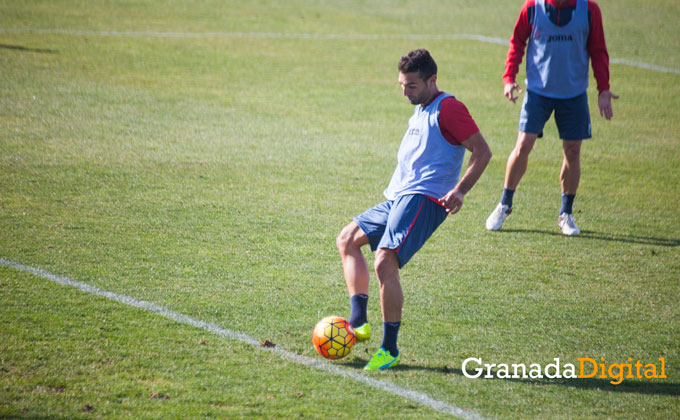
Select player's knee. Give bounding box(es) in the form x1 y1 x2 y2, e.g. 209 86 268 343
515 141 534 156
336 225 356 254
374 249 399 280
563 142 581 161
515 133 537 156
336 231 348 253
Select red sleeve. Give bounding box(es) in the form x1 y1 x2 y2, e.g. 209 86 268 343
503 0 534 85
438 97 480 146
587 1 610 93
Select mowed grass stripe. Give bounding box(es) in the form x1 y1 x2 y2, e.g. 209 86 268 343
2 27 680 75
0 258 492 420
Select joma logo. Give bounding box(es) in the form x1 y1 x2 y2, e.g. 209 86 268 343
547 34 574 43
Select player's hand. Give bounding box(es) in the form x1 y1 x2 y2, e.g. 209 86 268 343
598 90 619 120
504 82 522 104
439 190 464 215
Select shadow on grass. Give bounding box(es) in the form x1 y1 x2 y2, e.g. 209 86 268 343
0 43 57 54
393 364 680 396
500 228 679 247
0 413 74 420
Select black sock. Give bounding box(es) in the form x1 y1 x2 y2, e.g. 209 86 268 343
501 188 515 208
560 193 575 214
381 321 401 356
349 294 368 327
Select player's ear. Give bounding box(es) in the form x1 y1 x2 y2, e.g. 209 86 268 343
427 74 437 87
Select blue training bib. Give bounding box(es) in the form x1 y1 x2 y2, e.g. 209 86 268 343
384 93 466 201
525 0 590 99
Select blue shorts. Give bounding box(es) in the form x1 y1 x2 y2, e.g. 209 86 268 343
519 90 591 140
353 194 447 268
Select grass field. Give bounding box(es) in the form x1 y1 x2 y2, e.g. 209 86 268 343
1 0 679 419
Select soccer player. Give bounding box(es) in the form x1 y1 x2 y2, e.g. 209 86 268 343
486 0 618 235
336 49 491 371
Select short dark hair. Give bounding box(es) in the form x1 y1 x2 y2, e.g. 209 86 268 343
398 49 437 81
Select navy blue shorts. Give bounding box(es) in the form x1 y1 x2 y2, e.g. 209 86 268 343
519 90 591 140
353 194 447 268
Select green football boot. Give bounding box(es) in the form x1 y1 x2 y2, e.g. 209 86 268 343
353 322 371 341
364 348 400 371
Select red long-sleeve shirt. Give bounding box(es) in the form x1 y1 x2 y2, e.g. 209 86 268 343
503 0 610 93
439 95 480 146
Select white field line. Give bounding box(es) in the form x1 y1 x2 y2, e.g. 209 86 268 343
2 28 679 75
0 257 492 420
609 58 680 75
0 28 508 44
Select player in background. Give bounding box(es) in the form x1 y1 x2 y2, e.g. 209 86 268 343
486 0 618 235
336 49 491 370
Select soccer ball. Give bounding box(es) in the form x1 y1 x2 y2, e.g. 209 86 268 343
312 316 356 359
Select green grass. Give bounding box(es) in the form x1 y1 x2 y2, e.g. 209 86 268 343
1 1 679 419
2 267 451 419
